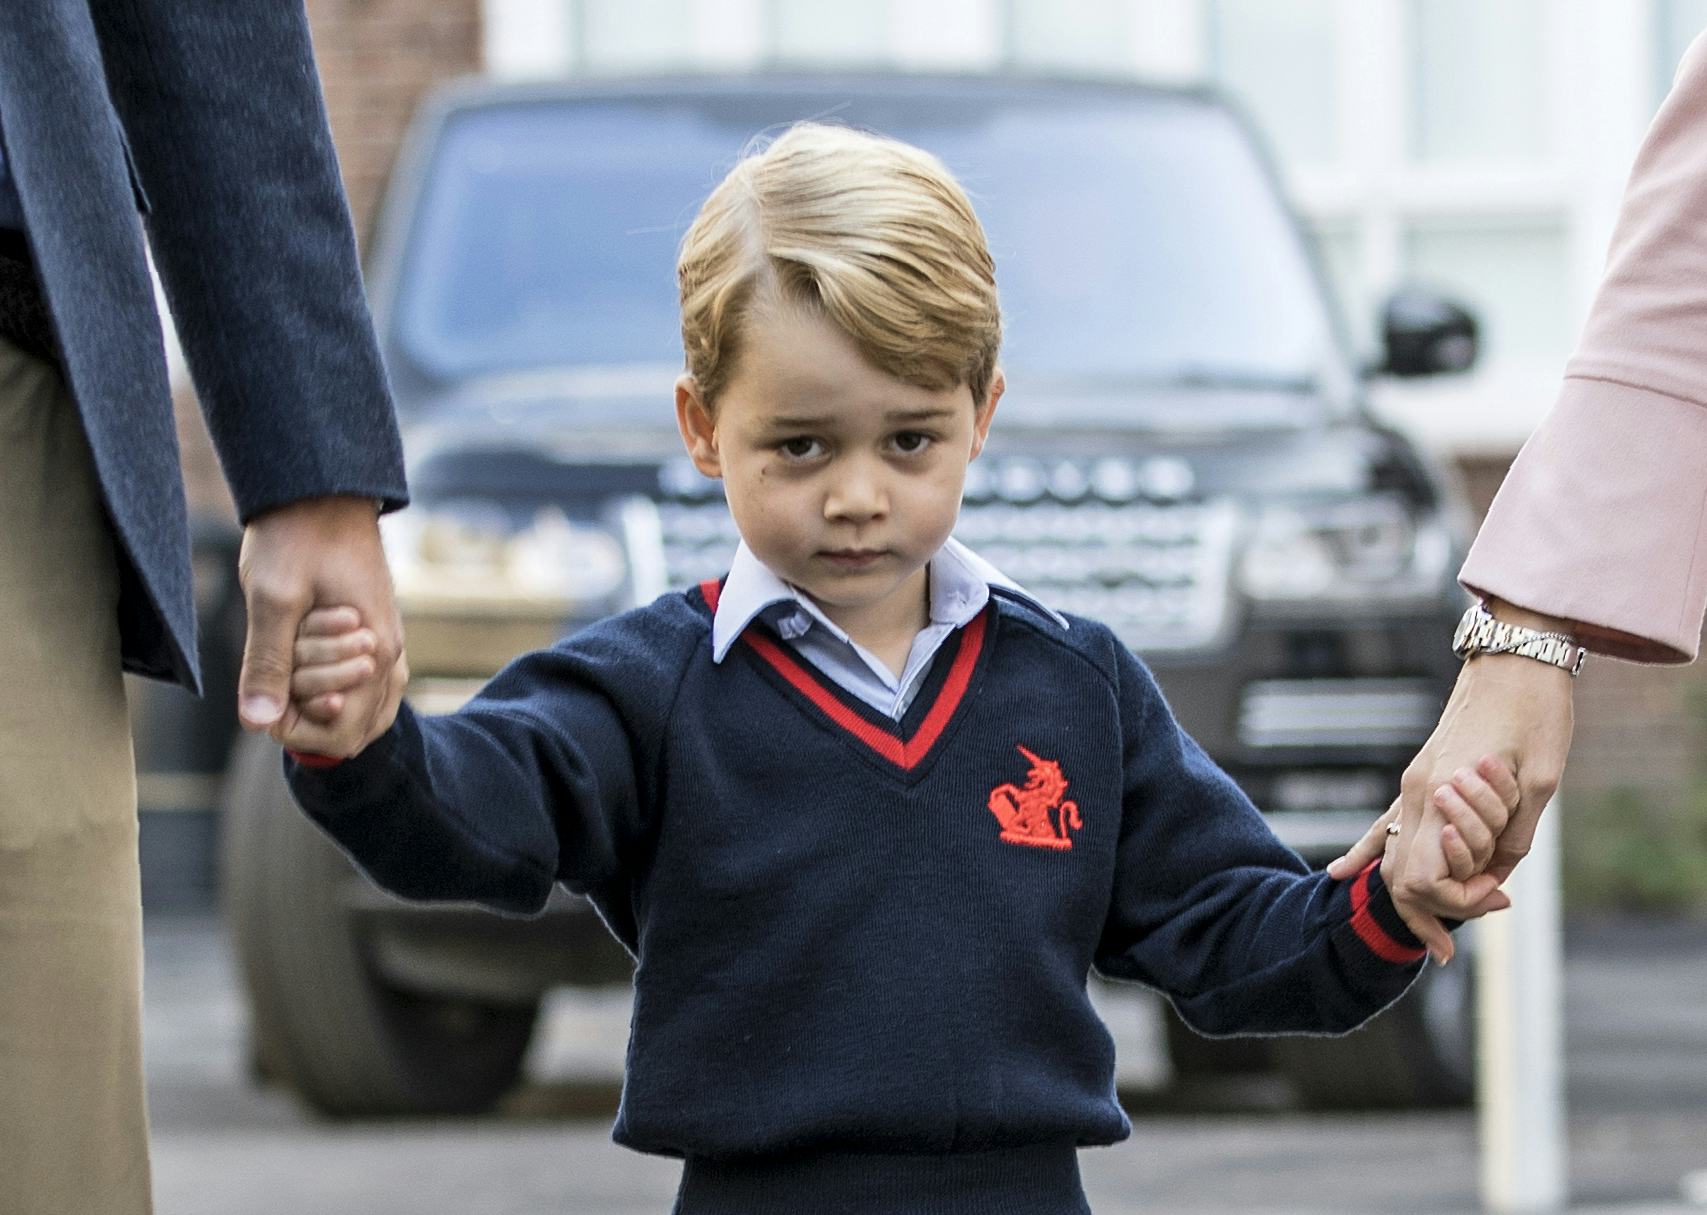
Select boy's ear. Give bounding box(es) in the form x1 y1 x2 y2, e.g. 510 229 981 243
674 374 722 478
969 369 1004 460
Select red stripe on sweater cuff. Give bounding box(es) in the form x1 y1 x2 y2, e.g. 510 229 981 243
1349 860 1427 964
286 748 343 770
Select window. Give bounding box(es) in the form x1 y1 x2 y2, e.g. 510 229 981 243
1207 0 1339 167
1654 0 1707 106
1408 0 1548 164
1004 0 1137 72
394 90 1344 426
578 0 696 67
771 0 890 62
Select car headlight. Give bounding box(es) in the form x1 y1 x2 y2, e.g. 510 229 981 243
1239 497 1451 606
383 503 628 617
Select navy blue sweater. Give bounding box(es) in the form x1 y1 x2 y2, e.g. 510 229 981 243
287 582 1426 1210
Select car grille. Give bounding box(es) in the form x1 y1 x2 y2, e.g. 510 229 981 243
651 457 1238 652
1237 679 1445 748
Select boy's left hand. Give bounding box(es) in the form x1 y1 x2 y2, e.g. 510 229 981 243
1329 755 1521 963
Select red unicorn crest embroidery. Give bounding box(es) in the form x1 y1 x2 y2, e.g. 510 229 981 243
987 745 1081 851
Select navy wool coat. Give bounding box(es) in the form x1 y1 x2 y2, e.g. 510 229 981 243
0 0 409 691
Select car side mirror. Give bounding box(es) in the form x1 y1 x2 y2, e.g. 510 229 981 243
1373 287 1479 378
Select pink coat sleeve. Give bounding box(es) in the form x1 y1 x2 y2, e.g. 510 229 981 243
1460 34 1707 663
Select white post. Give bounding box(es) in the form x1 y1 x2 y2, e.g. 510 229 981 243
1477 799 1567 1213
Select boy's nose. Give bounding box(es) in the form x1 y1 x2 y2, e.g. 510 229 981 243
823 465 888 523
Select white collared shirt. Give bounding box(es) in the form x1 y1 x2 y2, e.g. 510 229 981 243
710 537 1067 720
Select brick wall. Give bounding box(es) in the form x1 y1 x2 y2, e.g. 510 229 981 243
176 0 483 519
305 0 484 243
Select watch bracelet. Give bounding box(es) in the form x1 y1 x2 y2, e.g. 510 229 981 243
1481 630 1585 675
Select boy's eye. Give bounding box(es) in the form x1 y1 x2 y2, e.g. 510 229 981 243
891 431 934 454
778 437 824 460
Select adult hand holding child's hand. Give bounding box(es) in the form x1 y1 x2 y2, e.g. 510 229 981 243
1329 753 1522 963
1328 600 1575 962
273 605 407 759
236 495 407 758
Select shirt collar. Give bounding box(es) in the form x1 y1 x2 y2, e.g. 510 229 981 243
935 536 1068 630
710 537 1066 664
710 542 802 663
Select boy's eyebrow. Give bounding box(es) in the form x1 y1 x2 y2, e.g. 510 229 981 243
884 406 958 423
758 405 959 430
760 414 833 430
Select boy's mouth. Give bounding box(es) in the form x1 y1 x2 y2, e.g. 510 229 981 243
819 548 886 570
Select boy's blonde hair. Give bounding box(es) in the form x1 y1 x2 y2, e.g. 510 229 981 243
677 122 1000 408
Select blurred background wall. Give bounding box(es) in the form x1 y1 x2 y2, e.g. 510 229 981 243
179 0 1707 911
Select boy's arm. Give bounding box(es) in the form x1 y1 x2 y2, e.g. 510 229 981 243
285 613 691 916
1092 641 1438 1037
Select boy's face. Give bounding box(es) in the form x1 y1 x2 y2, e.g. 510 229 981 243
675 306 1000 633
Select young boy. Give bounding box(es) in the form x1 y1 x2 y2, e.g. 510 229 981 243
280 123 1515 1213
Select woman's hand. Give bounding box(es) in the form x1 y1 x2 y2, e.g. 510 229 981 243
1328 604 1575 962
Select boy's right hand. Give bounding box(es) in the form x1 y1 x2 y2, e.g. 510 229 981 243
278 605 407 760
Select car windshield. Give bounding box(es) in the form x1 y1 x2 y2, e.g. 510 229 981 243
391 85 1347 423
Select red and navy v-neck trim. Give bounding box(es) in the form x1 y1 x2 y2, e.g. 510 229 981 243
698 576 991 774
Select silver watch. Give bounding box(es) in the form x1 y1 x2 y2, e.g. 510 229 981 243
1451 600 1586 676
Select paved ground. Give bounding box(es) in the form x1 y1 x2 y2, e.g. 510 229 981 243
142 913 1707 1214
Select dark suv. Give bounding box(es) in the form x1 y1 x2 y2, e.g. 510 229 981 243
219 74 1479 1117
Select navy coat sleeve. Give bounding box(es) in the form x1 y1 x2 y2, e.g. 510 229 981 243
87 0 407 521
284 604 701 918
1094 642 1430 1036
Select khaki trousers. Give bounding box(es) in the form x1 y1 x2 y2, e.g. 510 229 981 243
0 337 153 1213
